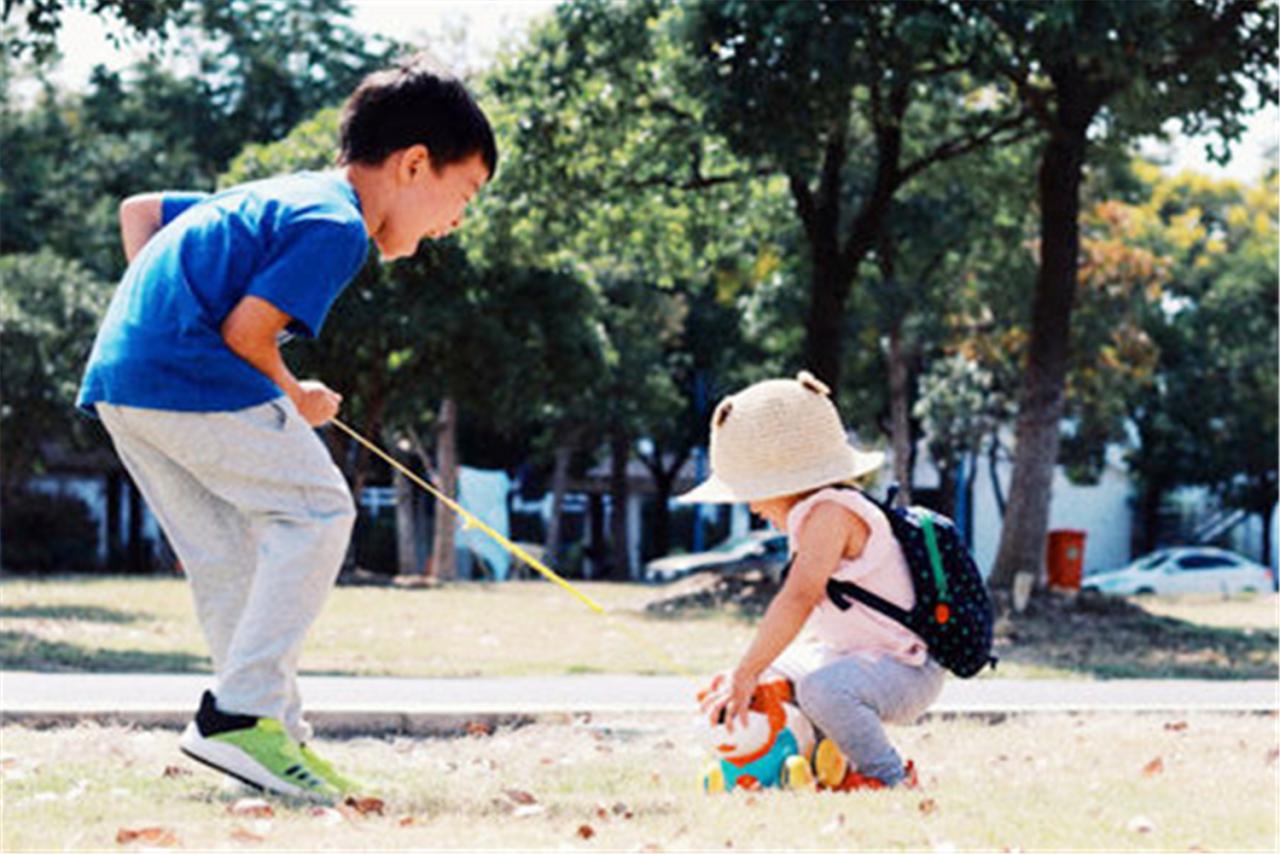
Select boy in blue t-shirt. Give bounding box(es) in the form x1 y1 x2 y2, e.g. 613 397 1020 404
77 56 496 799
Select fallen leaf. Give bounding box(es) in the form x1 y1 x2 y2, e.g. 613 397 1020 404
344 796 385 816
820 813 846 836
611 802 629 816
1142 757 1165 777
744 796 758 807
229 825 265 843
398 816 424 827
1127 815 1155 834
115 826 180 847
309 806 345 826
1265 747 1279 766
1164 721 1189 732
577 824 596 840
228 797 275 818
465 720 494 737
504 788 538 805
919 798 938 815
161 766 191 778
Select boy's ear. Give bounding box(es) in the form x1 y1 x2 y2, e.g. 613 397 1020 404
398 144 432 183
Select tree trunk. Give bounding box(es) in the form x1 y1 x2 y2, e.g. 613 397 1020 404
887 322 913 506
545 443 572 566
394 468 418 576
429 397 459 582
988 433 1007 520
1263 503 1275 573
988 124 1088 591
608 430 631 579
936 464 957 521
650 466 674 561
1136 479 1166 555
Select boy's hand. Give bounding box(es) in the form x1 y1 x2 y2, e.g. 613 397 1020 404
294 380 342 426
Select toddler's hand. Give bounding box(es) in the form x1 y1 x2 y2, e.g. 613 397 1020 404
295 380 342 426
698 668 758 733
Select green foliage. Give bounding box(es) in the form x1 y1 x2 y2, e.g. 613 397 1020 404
0 251 110 490
914 354 1008 478
4 0 183 61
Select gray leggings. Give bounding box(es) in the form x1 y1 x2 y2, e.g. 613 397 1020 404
793 654 945 786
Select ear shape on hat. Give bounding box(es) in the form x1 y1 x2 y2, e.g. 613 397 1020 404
796 370 830 397
713 399 734 428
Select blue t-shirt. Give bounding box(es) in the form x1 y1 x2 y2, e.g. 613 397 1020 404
77 171 369 415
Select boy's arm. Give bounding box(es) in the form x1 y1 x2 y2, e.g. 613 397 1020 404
221 295 343 427
119 191 210 261
119 194 165 262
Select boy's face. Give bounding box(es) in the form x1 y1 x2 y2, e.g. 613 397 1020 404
375 146 489 259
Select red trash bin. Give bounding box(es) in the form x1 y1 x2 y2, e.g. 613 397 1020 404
1046 529 1087 590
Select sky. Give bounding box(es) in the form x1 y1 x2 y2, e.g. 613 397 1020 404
40 0 1280 184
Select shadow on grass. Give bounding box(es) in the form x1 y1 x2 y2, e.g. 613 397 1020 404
0 604 150 624
992 591 1280 680
640 569 1279 680
0 630 210 673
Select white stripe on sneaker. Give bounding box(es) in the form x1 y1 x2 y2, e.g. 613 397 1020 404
178 722 324 800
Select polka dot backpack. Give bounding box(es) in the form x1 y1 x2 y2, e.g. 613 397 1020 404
825 486 997 678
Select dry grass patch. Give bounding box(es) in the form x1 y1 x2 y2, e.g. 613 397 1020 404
3 712 1277 851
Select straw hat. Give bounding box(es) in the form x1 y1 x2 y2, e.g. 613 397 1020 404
677 371 884 504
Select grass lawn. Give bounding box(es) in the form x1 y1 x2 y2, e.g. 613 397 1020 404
2 712 1277 851
0 576 755 677
1 576 1276 679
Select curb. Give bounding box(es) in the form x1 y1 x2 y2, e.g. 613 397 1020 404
4 702 1275 736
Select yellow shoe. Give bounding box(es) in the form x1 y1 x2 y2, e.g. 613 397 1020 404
701 761 726 794
782 755 816 791
814 738 848 789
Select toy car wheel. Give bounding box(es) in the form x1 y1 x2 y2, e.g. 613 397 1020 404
782 755 815 791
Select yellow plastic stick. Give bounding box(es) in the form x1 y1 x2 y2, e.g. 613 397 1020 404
330 417 694 677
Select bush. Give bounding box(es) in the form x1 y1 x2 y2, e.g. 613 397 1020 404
1 489 99 573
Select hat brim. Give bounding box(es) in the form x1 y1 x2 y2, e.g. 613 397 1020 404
676 448 886 505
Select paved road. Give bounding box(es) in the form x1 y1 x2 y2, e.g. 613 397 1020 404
2 671 1275 733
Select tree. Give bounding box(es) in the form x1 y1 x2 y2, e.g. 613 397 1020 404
679 0 1033 391
1121 165 1278 561
0 251 110 498
3 0 183 61
974 0 1277 591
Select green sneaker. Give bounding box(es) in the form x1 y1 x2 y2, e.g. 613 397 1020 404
179 691 337 800
300 744 367 795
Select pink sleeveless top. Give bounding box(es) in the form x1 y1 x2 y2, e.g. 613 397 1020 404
786 488 927 666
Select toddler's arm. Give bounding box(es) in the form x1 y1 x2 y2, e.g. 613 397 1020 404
702 502 869 728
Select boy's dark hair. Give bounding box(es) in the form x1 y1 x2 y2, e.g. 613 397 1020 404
339 54 498 178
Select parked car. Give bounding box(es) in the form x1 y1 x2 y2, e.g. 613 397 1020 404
644 531 788 583
1082 546 1275 596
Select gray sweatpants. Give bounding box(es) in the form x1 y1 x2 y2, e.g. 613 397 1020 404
774 644 945 786
98 399 355 743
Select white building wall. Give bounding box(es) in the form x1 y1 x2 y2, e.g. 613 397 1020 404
907 443 1135 579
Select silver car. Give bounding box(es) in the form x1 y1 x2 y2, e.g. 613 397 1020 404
644 531 789 583
1083 546 1275 596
